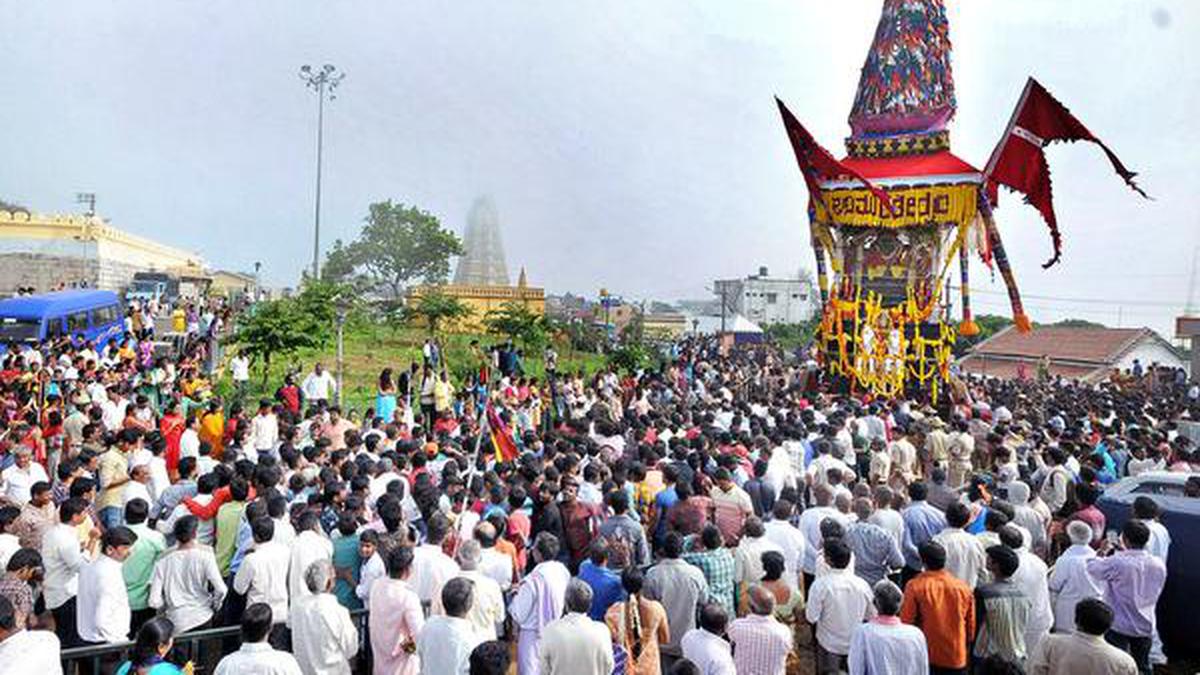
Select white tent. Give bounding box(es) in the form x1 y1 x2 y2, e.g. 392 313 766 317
685 313 764 341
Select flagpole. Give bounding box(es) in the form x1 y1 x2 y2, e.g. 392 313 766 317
466 402 489 486
983 77 1035 179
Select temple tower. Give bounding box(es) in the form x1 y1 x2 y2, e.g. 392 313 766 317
453 196 510 286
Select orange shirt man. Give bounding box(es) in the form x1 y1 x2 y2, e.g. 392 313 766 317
900 541 976 673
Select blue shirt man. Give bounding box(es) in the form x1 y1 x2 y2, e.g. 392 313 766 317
577 554 625 621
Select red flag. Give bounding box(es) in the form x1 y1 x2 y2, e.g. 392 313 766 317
485 404 520 463
775 97 894 215
985 77 1148 268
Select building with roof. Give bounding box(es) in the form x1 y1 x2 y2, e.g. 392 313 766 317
713 266 816 327
0 209 205 295
958 325 1186 383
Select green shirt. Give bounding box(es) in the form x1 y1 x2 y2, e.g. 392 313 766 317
215 501 246 576
123 523 166 610
683 548 736 615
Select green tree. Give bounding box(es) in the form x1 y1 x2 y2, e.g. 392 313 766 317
484 302 547 348
954 314 1013 355
291 279 346 346
332 201 463 297
0 199 28 214
607 341 649 374
225 297 321 385
564 319 605 354
406 290 474 336
1050 318 1106 328
321 239 365 286
764 319 821 351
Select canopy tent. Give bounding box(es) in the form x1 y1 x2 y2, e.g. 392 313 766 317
687 313 763 341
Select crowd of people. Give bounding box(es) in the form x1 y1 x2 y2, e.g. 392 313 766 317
0 302 1197 675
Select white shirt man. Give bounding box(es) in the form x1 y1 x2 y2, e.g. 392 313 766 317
301 367 337 403
410 540 460 606
180 426 201 461
1047 523 1103 633
539 602 615 675
77 530 136 643
419 613 481 675
733 529 783 588
0 531 18 572
230 355 251 385
806 550 875 659
797 496 848 576
420 578 484 675
0 622 62 675
479 544 513 592
234 532 292 627
1009 541 1054 654
42 516 87 615
250 409 280 455
680 626 736 675
149 538 228 634
433 542 506 642
215 637 303 675
290 561 358 675
848 616 929 675
932 525 989 590
762 516 807 592
100 394 127 432
355 552 385 606
288 524 333 605
272 515 296 549
1 452 49 505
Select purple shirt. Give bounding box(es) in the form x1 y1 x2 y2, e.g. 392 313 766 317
1086 549 1166 637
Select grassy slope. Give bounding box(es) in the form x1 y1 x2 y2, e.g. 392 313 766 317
218 324 606 414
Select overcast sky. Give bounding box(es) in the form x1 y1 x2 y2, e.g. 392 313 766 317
1 1 1196 336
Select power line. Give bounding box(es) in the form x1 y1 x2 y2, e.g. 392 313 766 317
949 285 1182 308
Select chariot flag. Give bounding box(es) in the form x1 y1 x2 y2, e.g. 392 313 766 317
486 404 520 463
985 77 1148 268
776 97 894 215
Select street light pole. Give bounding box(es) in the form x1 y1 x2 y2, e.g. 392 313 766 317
299 64 345 281
335 299 348 407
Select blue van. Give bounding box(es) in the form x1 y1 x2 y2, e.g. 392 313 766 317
1098 471 1200 661
0 290 125 347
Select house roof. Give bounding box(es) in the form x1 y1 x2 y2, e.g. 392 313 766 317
966 326 1150 365
958 325 1180 383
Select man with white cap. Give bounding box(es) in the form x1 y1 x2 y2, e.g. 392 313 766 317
1047 520 1103 633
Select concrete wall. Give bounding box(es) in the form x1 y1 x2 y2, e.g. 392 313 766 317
0 211 204 296
0 239 101 292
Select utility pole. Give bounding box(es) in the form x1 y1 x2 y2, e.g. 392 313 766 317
1185 244 1199 316
299 64 345 281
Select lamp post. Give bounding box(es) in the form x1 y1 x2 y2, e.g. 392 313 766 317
334 295 350 407
299 64 345 281
600 288 610 338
